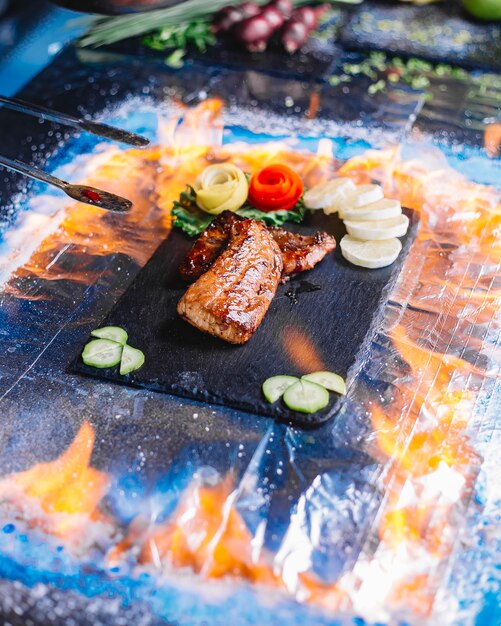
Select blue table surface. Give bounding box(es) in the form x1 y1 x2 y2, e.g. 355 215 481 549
0 6 499 626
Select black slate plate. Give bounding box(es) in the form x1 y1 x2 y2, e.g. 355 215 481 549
72 208 419 427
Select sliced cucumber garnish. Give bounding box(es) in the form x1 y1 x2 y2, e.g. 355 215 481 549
302 371 346 395
283 380 329 414
262 375 299 403
119 344 145 375
91 326 128 346
82 339 123 369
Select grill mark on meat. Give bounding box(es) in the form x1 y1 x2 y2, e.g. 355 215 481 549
267 226 336 276
179 210 336 282
179 211 242 282
177 219 283 344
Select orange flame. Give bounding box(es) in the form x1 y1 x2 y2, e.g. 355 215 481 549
6 100 339 298
109 471 352 608
0 422 109 541
0 101 498 620
282 326 325 372
485 121 501 158
339 143 499 617
130 475 280 586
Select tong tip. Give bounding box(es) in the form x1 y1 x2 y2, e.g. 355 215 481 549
66 184 133 213
80 120 150 148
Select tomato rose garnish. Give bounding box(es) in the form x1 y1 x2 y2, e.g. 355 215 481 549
248 164 304 212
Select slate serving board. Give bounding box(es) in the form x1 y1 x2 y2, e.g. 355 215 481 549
72 209 418 427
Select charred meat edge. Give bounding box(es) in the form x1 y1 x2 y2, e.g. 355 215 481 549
179 211 336 282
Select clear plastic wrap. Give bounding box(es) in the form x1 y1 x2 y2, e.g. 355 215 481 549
0 56 499 626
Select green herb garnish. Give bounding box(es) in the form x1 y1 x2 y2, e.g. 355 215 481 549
328 51 501 101
171 185 307 237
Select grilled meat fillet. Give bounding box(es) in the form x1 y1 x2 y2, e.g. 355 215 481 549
267 226 336 276
179 210 336 282
177 219 283 344
179 211 242 282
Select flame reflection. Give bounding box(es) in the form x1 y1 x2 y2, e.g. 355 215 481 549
0 101 498 621
4 101 339 298
138 474 280 585
0 422 109 542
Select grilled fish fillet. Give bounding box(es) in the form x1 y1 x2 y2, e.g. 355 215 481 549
267 226 336 276
179 210 336 282
179 211 242 282
177 219 283 344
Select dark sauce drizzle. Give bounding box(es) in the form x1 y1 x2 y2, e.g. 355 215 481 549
285 280 321 305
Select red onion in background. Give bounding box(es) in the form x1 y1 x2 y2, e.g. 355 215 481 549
233 14 274 51
267 0 293 18
213 0 329 54
291 4 329 30
315 3 330 16
280 17 309 53
239 1 260 18
260 5 285 30
212 5 244 35
291 6 317 29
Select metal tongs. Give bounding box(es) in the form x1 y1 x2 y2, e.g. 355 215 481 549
0 95 150 212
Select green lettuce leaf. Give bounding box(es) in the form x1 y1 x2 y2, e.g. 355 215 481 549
171 187 307 237
237 201 306 227
172 204 213 237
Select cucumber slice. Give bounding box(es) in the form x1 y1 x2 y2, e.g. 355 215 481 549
302 371 346 395
91 326 128 345
119 344 145 375
283 380 329 414
262 375 299 403
82 339 123 369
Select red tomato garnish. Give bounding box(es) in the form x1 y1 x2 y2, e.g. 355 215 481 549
248 164 304 212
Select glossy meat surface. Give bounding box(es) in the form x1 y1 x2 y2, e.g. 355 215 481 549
180 211 336 282
267 226 336 276
177 219 283 344
179 211 242 282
